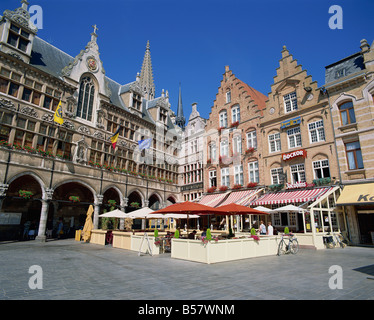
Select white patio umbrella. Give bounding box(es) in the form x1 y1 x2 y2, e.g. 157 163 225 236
125 207 154 219
99 209 127 218
274 204 302 212
253 206 276 213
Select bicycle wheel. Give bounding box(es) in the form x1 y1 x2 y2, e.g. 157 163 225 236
290 239 299 254
277 240 287 255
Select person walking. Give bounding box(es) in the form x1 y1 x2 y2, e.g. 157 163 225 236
267 221 274 236
259 221 266 235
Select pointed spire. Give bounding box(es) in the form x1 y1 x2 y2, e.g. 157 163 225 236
175 83 186 129
139 40 155 100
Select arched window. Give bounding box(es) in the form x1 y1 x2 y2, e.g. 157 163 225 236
232 105 240 123
339 101 356 125
219 110 227 128
76 77 95 121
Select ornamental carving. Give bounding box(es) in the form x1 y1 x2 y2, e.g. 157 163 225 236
20 106 38 118
92 131 105 140
3 6 38 33
41 113 54 122
77 126 91 135
0 98 16 111
62 120 74 130
73 137 89 164
130 81 142 95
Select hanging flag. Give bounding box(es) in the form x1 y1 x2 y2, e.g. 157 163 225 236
110 126 120 150
138 138 152 150
54 100 64 125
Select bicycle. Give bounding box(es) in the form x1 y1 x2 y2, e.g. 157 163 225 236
332 231 347 248
277 233 299 255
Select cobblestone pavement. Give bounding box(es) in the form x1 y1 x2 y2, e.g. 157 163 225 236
0 239 373 300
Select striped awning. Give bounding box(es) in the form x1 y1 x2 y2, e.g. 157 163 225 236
218 190 258 207
251 187 331 206
237 189 263 206
199 192 230 207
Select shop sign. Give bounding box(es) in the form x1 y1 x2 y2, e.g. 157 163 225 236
282 149 307 161
286 182 315 189
280 116 301 129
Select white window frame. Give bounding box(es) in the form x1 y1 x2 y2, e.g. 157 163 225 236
220 139 229 157
271 167 283 185
209 142 216 161
313 159 331 179
219 110 228 128
248 161 259 183
226 90 231 103
233 135 242 154
308 120 325 143
234 164 243 185
246 130 257 149
268 132 281 153
221 167 230 187
209 170 217 188
232 105 240 123
290 163 306 183
283 91 298 113
287 126 302 149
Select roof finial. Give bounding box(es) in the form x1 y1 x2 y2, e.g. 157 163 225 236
21 0 29 10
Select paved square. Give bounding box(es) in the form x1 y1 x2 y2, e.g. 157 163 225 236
0 239 373 300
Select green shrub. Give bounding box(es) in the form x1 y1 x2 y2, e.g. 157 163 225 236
251 228 256 236
174 229 180 238
154 229 158 237
206 228 212 240
284 227 289 234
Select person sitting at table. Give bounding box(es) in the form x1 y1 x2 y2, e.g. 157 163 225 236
201 227 207 237
188 230 197 239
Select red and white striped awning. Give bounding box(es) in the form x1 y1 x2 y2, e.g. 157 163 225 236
251 187 331 206
237 189 263 206
218 190 257 207
198 192 230 207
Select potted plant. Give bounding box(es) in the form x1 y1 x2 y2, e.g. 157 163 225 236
207 186 217 193
19 190 33 199
219 185 228 192
247 182 258 188
233 184 242 190
130 202 140 208
69 196 80 203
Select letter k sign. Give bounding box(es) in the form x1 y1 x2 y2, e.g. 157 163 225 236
357 194 374 202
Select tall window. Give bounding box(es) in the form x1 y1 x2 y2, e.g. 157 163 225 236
313 160 331 179
269 132 281 153
290 164 306 183
233 135 242 154
226 90 231 103
7 24 30 53
76 77 95 121
248 161 259 183
209 142 216 161
246 130 257 149
309 120 325 143
219 110 228 128
271 168 283 185
339 101 356 125
284 91 298 113
220 139 229 157
234 164 243 185
221 167 230 187
209 170 217 187
287 127 302 148
345 141 364 170
232 105 240 123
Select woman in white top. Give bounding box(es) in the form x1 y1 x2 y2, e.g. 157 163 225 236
267 222 274 235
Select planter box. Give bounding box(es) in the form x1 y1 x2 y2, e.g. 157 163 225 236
171 236 279 264
90 229 107 245
131 234 160 255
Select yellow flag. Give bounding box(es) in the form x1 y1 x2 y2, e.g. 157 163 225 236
54 100 64 125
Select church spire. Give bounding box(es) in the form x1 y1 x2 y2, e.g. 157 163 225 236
175 83 186 129
139 40 155 100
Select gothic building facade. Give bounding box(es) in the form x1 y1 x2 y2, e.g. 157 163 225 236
0 1 181 240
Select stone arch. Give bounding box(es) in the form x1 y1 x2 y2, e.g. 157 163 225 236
53 179 97 203
148 191 162 210
331 92 358 112
7 171 46 199
166 195 177 204
102 186 123 211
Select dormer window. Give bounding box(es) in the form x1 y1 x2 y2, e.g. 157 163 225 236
7 24 30 53
284 91 298 113
132 93 142 110
159 107 168 124
226 90 231 103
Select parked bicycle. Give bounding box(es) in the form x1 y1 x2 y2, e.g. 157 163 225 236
324 231 347 249
277 233 299 255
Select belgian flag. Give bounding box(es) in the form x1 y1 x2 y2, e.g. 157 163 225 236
54 100 64 125
110 126 120 149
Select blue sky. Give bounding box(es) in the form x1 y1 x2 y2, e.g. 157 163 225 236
3 0 374 121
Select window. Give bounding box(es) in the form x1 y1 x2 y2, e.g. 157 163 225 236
220 139 229 157
284 91 298 113
234 164 243 185
268 132 281 153
232 105 240 123
226 90 231 103
8 82 19 97
76 77 95 121
248 161 259 183
221 167 230 187
287 127 302 148
0 78 9 93
159 108 168 124
271 168 284 185
233 135 242 154
0 112 13 142
209 170 217 188
290 164 306 183
56 130 73 160
132 93 142 110
7 24 30 53
22 87 32 102
246 130 257 149
219 110 227 128
309 120 325 143
345 141 364 170
209 143 216 161
313 159 331 179
339 101 356 125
